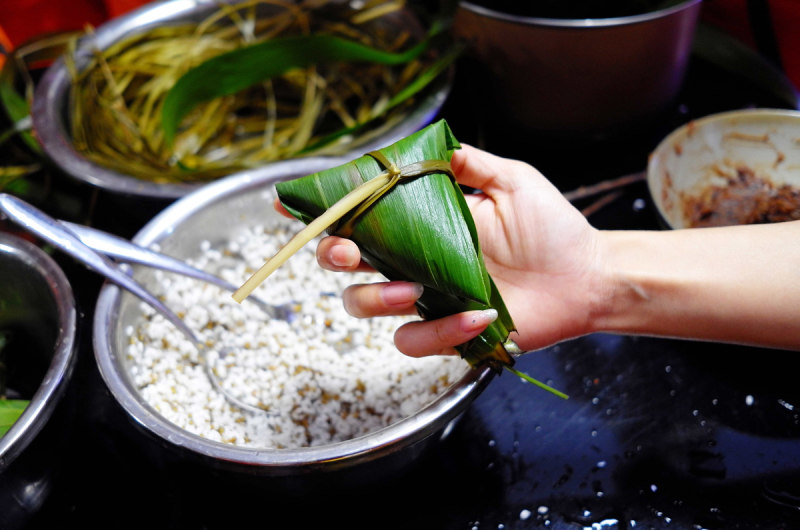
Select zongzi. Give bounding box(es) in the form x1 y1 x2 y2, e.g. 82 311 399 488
235 119 566 397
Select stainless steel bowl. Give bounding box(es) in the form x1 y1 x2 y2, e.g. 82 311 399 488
32 0 451 200
647 108 800 229
92 163 494 488
0 232 78 528
453 0 701 137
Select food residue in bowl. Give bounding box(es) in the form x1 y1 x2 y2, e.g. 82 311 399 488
125 217 465 449
681 165 800 227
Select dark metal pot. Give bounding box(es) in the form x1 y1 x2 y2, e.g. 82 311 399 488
453 0 702 138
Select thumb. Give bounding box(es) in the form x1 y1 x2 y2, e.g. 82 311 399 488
450 144 530 198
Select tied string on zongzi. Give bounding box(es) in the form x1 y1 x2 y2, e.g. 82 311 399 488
232 153 456 303
334 150 454 237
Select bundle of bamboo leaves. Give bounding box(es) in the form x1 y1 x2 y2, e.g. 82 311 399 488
235 120 567 397
67 0 454 183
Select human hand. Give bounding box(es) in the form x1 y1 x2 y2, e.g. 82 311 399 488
291 144 608 357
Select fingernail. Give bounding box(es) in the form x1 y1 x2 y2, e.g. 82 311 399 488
329 244 358 268
462 309 498 332
381 282 424 306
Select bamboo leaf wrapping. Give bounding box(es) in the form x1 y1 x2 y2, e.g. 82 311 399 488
276 119 516 370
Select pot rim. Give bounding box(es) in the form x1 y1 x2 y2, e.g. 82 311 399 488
0 233 78 471
458 0 702 28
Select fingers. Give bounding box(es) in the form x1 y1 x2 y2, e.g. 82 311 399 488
274 197 374 273
394 309 499 358
316 236 374 273
451 143 543 195
273 197 294 219
342 281 423 317
451 144 513 191
342 279 499 357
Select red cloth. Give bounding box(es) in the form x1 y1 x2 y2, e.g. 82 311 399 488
769 0 800 89
702 0 800 90
0 26 12 69
0 0 150 48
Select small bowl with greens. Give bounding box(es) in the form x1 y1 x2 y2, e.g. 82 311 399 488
0 231 78 527
32 0 454 200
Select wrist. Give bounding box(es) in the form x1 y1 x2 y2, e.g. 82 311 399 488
589 229 673 337
590 224 800 348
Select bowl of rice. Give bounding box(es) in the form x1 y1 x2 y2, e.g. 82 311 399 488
92 161 494 486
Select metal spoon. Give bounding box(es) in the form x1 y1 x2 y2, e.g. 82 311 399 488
0 194 293 321
0 193 272 414
60 220 294 321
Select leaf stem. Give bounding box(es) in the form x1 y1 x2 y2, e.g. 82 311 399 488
503 365 569 399
232 170 393 302
233 157 455 302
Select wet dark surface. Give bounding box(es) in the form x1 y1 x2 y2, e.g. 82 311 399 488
4 45 800 529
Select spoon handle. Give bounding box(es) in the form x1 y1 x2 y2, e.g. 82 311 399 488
61 220 240 294
0 193 198 343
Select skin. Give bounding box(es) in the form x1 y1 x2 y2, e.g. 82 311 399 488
277 144 800 357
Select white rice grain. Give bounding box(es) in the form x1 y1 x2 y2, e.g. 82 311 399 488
126 215 466 449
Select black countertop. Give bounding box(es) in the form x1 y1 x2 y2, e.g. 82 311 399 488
10 50 800 529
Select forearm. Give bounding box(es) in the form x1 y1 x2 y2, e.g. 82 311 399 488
594 221 800 349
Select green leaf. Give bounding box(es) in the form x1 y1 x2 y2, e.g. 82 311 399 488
299 44 461 154
0 399 29 437
3 32 78 157
0 52 40 153
161 32 436 145
1 164 40 190
505 365 568 399
275 120 517 370
0 79 28 126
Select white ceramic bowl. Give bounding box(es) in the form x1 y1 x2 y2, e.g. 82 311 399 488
647 108 800 229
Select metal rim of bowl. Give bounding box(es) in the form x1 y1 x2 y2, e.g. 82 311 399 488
646 107 800 229
31 0 452 200
0 233 78 471
92 163 495 471
458 0 702 28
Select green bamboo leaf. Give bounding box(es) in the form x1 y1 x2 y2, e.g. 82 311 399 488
0 32 73 154
0 80 28 127
161 32 436 144
0 399 29 437
0 65 39 152
1 164 40 190
275 120 516 370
